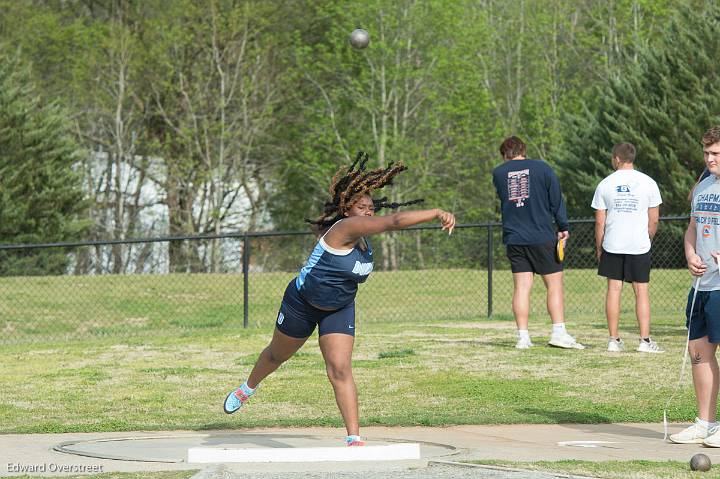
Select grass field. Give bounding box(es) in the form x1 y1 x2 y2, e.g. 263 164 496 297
0 267 701 434
0 268 705 479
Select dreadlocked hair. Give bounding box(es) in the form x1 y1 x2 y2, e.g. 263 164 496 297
306 151 424 233
372 197 425 212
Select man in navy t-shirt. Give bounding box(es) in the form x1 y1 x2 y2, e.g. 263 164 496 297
492 136 584 350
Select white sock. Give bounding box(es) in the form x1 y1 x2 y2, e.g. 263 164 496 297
518 329 530 340
552 323 566 335
240 381 256 395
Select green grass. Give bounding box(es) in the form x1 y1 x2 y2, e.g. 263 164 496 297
378 348 415 359
0 267 704 479
0 267 703 434
0 317 700 433
469 460 720 479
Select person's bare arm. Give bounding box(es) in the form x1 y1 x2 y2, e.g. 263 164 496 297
685 217 706 277
325 209 455 249
594 209 606 262
648 206 659 241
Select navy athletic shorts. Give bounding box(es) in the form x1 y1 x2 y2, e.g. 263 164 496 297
506 242 562 275
275 280 356 338
686 288 720 343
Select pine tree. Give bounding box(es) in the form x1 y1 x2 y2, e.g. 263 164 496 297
0 50 89 275
559 1 720 217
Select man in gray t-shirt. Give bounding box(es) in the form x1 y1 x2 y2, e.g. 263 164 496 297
670 126 720 445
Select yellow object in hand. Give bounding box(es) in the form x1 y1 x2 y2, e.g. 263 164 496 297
556 239 565 262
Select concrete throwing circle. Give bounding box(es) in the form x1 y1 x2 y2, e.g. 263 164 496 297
54 433 457 464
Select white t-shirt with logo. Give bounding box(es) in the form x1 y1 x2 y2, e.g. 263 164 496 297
591 169 662 254
691 175 720 291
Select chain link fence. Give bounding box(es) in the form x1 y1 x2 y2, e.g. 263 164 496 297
0 217 693 344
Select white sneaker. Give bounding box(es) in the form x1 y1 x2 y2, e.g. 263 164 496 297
548 331 585 349
637 339 664 353
607 338 624 352
669 420 710 444
515 336 533 349
704 427 720 447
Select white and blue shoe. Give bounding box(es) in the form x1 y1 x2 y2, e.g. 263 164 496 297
345 435 365 446
223 382 256 414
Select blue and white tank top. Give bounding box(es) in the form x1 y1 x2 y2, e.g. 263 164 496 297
295 221 373 309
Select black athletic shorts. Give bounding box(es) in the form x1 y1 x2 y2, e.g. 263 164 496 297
597 249 651 283
506 242 562 275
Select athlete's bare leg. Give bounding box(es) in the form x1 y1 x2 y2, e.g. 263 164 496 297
319 333 358 436
541 271 565 324
247 328 308 388
512 272 534 330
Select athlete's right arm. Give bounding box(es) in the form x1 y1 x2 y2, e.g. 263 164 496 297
327 209 455 248
594 209 606 262
685 217 706 276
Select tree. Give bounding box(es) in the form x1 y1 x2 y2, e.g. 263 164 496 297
0 1 164 274
558 1 720 218
269 0 501 269
0 50 89 275
143 0 283 272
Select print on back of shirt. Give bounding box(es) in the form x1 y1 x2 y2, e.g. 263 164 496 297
508 169 530 207
613 184 640 213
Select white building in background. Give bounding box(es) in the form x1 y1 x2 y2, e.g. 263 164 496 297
70 149 269 274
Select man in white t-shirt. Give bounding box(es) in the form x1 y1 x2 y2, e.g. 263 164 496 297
591 142 663 353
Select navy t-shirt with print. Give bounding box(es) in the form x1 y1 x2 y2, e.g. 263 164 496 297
492 159 569 245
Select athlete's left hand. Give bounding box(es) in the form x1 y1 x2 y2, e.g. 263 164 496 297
557 230 569 242
437 210 456 236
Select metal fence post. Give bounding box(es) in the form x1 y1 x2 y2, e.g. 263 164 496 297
487 224 493 318
243 234 249 328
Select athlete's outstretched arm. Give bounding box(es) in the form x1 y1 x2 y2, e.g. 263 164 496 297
328 209 455 248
